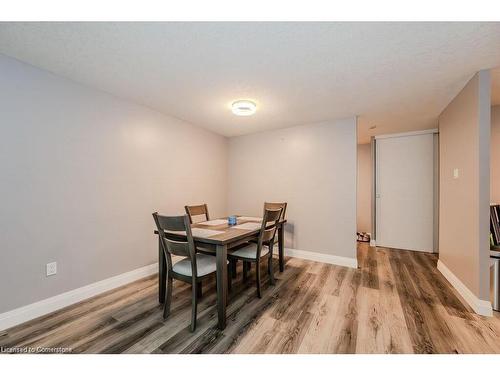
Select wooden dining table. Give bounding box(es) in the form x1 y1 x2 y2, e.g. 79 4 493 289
154 216 286 330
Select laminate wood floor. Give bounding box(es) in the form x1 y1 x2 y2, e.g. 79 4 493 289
2 243 500 354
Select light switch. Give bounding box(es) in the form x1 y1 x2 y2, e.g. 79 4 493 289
453 168 459 179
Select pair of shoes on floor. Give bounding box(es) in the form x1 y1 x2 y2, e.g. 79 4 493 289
356 232 371 242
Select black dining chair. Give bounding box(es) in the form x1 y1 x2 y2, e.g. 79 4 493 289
228 207 282 298
152 212 230 332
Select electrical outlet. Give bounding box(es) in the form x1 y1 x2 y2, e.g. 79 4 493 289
453 168 459 179
46 262 57 276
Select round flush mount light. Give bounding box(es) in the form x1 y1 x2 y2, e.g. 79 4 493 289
231 100 257 116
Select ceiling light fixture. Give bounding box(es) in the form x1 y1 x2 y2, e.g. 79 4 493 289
231 100 257 116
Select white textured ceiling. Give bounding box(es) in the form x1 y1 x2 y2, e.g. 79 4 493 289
1 22 500 143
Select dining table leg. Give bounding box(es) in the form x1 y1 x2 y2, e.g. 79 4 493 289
278 223 285 272
158 236 166 304
216 244 228 330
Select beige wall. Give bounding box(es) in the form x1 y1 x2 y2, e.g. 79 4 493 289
492 105 500 204
357 143 372 233
438 71 491 301
227 118 357 261
0 54 228 313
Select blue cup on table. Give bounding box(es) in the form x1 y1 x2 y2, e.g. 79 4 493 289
228 215 237 225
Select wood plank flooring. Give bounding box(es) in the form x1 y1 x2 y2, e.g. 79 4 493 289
2 243 500 354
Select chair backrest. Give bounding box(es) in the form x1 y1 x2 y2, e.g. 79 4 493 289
185 204 210 224
264 202 287 221
257 208 283 250
152 212 196 266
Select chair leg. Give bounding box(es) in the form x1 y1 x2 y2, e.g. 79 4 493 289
163 276 173 319
196 281 202 298
227 263 232 293
231 259 237 279
190 282 198 332
243 261 249 282
256 260 262 298
268 256 275 285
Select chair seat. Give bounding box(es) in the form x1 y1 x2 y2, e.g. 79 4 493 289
173 254 224 277
230 243 269 260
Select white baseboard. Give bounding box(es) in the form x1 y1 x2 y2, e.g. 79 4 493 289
0 248 357 331
0 263 158 331
437 260 492 317
285 248 358 269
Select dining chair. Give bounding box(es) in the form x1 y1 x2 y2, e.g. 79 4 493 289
264 202 287 221
184 203 218 258
228 207 283 298
185 204 210 224
247 202 287 268
152 212 230 332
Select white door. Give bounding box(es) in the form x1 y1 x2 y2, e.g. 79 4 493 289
375 133 435 252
